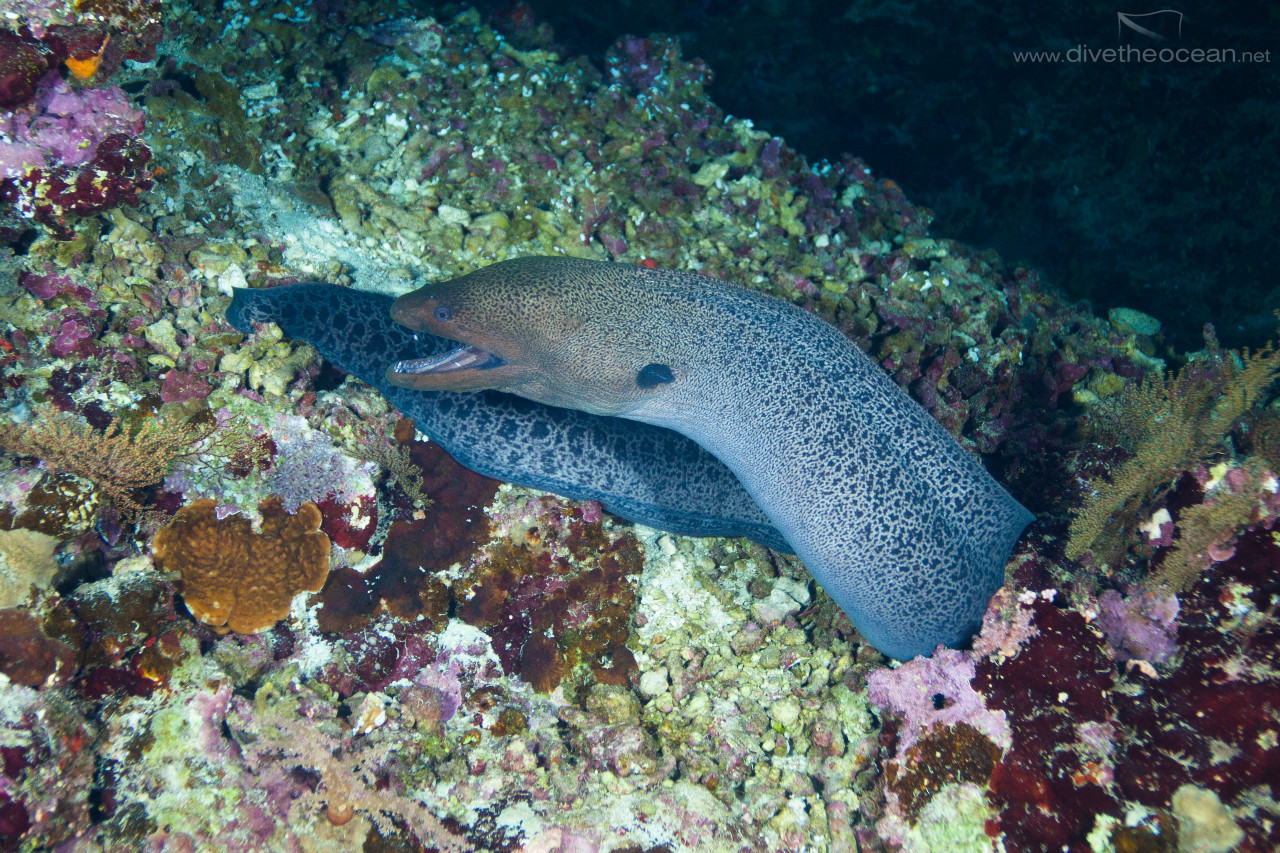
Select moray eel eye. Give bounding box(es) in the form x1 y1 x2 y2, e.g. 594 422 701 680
636 362 674 388
434 306 452 321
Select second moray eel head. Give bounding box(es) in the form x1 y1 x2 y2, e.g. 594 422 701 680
387 256 683 417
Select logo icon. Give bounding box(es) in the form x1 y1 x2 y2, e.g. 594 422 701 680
1117 10 1184 42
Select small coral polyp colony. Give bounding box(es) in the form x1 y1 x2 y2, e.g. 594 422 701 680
0 0 1275 851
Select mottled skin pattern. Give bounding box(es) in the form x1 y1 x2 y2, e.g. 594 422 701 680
388 258 1034 660
225 284 791 552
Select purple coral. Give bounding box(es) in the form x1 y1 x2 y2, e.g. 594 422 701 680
159 370 211 404
1095 588 1179 663
46 312 98 357
261 416 374 511
866 647 1010 751
0 73 151 236
20 270 89 300
0 73 142 175
164 412 374 513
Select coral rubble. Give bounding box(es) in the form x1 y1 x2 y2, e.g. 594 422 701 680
0 0 1273 851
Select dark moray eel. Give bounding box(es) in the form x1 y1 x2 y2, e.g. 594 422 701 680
226 283 791 552
386 257 1034 660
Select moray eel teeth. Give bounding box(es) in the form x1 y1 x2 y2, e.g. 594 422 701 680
392 346 503 375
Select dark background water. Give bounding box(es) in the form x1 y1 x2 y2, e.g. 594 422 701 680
447 0 1278 352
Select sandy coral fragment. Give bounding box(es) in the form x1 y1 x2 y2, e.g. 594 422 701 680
153 497 329 633
1171 784 1245 853
0 527 60 608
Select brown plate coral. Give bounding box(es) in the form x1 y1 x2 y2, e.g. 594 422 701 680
153 496 329 634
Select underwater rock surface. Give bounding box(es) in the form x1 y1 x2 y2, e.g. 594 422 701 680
0 1 1274 851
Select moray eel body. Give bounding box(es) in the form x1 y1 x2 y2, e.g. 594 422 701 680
387 257 1033 660
226 284 790 552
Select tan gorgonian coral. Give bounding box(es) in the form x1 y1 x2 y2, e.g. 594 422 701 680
0 408 214 520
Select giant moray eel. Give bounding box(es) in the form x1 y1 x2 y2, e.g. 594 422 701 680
387 257 1034 660
226 283 790 551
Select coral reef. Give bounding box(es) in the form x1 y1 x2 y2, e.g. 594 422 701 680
0 0 1272 850
1068 342 1280 568
1094 588 1179 664
0 607 75 686
870 504 1280 852
0 0 162 76
0 74 142 173
457 494 642 693
163 405 380 534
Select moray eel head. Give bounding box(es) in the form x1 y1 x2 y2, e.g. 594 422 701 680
386 282 532 394
387 258 675 416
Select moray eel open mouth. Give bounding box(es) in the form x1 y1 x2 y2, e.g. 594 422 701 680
391 346 504 375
